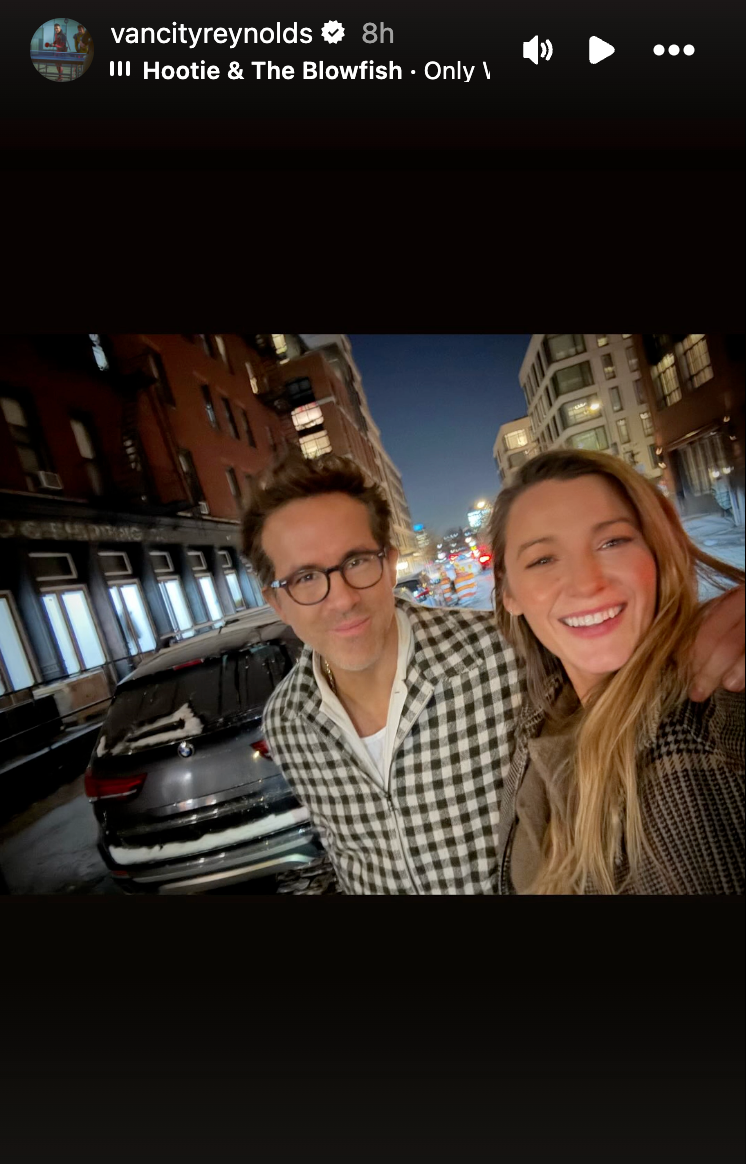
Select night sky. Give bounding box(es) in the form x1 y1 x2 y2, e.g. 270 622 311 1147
347 334 531 536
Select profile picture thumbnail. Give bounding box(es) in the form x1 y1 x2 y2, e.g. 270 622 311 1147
30 18 93 82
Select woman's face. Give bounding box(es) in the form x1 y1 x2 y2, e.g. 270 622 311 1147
502 475 658 701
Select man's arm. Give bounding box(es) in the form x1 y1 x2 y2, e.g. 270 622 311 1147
689 585 745 702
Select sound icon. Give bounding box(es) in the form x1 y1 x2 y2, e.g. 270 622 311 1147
523 36 553 64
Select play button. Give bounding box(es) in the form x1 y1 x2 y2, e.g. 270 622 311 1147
589 36 615 64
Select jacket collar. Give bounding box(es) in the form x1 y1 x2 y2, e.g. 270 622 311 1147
287 598 488 724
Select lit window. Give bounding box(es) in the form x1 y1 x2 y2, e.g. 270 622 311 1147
198 575 224 623
225 572 246 610
292 403 325 432
543 334 586 364
246 363 260 394
225 467 240 501
676 334 713 391
601 353 617 380
610 386 623 412
70 416 104 495
200 385 218 429
299 431 332 460
159 578 194 638
222 398 240 440
650 352 681 408
596 335 609 347
634 379 646 404
617 418 631 444
271 334 288 357
626 346 640 374
559 395 602 429
89 334 109 371
42 590 106 675
504 429 529 450
0 595 36 692
566 425 609 452
213 335 230 369
109 583 156 656
640 411 654 437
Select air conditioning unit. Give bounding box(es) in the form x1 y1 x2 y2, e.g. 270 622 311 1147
198 500 210 515
37 471 63 490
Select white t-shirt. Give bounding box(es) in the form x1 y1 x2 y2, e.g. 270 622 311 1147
312 607 414 793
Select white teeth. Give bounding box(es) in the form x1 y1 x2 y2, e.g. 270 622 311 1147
561 605 623 628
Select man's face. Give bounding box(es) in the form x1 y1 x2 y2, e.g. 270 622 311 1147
262 493 399 674
54 25 60 32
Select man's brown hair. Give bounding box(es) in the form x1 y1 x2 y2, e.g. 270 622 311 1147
241 447 392 586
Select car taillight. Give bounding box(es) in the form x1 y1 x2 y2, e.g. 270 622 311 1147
253 739 273 761
84 768 147 802
479 555 491 563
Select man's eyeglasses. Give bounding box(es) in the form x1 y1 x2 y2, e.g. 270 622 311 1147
269 549 388 606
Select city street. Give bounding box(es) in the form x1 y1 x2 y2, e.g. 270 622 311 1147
1 517 741 897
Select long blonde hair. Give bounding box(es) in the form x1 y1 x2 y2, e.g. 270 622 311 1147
489 450 744 895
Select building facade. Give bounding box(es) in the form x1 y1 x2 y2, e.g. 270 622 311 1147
0 334 285 722
630 334 745 527
493 416 539 484
518 334 659 480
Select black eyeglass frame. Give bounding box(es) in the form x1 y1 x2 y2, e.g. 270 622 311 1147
269 548 388 606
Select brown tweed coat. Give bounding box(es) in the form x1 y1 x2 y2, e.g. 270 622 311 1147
497 683 745 895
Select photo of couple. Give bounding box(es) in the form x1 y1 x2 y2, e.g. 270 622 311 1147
246 446 744 895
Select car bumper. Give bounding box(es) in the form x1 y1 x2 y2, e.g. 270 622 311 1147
100 822 326 892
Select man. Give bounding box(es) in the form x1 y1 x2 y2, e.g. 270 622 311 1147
242 449 745 895
49 23 69 81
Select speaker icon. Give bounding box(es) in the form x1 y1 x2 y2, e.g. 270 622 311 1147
523 36 553 64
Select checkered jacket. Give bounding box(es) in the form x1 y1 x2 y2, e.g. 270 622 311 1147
497 682 745 895
262 600 526 894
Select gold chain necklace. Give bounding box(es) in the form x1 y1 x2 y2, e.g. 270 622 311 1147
323 658 337 696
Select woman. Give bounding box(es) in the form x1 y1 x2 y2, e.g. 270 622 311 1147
489 449 744 895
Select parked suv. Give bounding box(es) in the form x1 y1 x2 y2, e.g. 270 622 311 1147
85 607 330 894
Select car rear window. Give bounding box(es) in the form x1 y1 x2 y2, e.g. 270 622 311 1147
99 643 289 756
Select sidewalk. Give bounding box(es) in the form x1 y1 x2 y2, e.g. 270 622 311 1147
680 512 745 572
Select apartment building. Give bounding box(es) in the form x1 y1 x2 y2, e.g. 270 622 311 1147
493 416 539 484
518 334 659 479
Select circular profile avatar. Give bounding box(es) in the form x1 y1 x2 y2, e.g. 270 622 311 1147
30 18 93 82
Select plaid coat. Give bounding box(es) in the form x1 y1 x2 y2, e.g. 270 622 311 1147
497 681 745 895
262 600 525 894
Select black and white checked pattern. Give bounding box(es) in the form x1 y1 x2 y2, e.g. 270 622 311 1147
262 600 526 894
497 684 745 895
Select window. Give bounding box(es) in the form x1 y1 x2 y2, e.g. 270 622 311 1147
292 403 325 433
507 451 527 469
266 426 277 453
640 411 654 437
246 363 261 394
566 425 609 452
178 449 204 504
238 406 256 447
218 550 232 569
188 551 208 572
559 394 602 429
221 398 240 439
551 360 594 398
284 377 315 409
0 594 36 693
649 445 661 470
195 334 212 358
650 352 681 408
601 353 617 380
198 576 224 623
609 386 623 413
200 384 218 429
149 551 174 575
89 334 109 371
634 379 646 404
146 349 174 406
677 334 713 391
159 578 194 638
271 334 288 357
543 334 586 364
504 429 529 451
535 349 545 379
225 572 246 610
626 346 640 373
98 552 132 577
622 334 632 339
29 553 76 582
225 467 240 502
596 335 609 347
109 583 157 656
299 431 332 459
1 394 49 490
617 418 631 444
213 335 232 372
42 590 106 675
70 415 104 495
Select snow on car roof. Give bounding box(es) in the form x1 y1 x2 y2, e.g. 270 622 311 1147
120 606 290 684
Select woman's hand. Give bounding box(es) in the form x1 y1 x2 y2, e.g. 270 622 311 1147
690 585 745 701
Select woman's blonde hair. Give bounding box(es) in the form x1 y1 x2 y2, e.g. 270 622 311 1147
488 450 744 895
